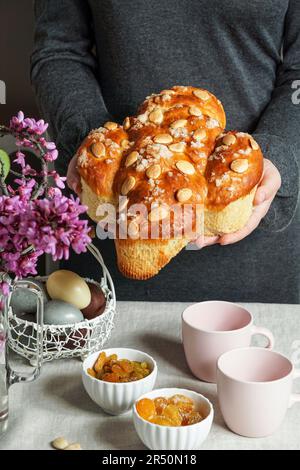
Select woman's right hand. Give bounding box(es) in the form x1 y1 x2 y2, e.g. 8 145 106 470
67 154 82 195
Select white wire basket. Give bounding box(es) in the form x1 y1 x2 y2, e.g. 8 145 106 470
7 243 116 363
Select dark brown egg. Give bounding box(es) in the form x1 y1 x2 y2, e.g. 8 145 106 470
81 282 106 320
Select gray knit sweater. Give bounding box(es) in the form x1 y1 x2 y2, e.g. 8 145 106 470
31 0 300 303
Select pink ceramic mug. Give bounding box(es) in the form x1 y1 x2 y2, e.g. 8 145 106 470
217 347 300 437
182 301 274 383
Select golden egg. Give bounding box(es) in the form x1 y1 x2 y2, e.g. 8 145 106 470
46 270 91 309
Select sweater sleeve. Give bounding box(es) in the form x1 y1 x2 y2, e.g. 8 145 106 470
252 0 300 232
30 0 112 174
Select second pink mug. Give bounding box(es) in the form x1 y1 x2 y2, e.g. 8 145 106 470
182 300 274 383
217 347 300 437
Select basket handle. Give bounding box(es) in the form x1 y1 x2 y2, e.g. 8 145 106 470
87 243 116 309
7 279 44 384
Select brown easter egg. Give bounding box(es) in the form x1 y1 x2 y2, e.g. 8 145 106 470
81 282 106 320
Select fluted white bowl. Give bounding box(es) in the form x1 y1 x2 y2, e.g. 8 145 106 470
82 347 157 415
133 388 213 450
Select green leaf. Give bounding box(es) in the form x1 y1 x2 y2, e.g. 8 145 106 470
0 149 10 180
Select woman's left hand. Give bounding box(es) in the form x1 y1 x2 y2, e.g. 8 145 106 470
195 159 281 248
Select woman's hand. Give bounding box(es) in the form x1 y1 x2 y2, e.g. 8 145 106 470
195 158 281 248
219 159 281 245
66 154 82 195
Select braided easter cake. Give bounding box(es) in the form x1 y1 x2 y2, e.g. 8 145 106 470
77 86 263 279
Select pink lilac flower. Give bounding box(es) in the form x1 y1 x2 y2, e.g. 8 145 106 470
44 149 58 161
24 118 48 135
50 171 66 189
0 187 91 280
43 141 59 162
45 141 56 150
9 111 25 131
10 112 48 136
14 178 36 197
22 165 37 177
33 194 91 260
48 187 62 198
0 281 10 296
0 112 91 297
14 151 26 168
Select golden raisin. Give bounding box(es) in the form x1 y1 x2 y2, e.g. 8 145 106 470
105 354 118 362
90 353 150 383
87 368 96 378
101 372 119 382
93 352 107 373
136 398 156 420
119 360 134 373
111 364 127 377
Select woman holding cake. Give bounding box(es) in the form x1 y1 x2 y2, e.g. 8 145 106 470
31 0 300 303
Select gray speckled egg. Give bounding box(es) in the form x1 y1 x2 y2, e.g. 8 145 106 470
10 279 49 317
44 300 84 325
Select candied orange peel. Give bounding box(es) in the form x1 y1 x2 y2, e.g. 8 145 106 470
136 394 203 426
87 351 151 383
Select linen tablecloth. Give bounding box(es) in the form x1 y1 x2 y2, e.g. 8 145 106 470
0 302 299 450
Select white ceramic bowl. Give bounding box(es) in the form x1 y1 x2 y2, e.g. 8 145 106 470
82 347 157 415
133 388 213 450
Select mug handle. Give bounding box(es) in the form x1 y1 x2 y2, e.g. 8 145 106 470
289 369 300 408
251 325 274 350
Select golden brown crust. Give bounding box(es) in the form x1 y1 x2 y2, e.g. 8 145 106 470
115 238 189 279
77 124 128 203
77 86 264 279
115 86 225 217
205 132 263 209
78 86 226 235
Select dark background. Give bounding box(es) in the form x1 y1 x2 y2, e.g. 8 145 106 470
0 0 38 123
0 0 46 273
